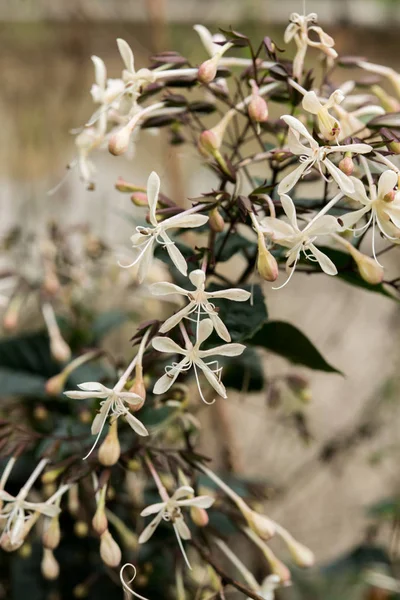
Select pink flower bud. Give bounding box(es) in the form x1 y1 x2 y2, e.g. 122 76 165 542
198 130 220 156
198 56 219 84
129 364 146 404
248 95 269 123
190 506 209 527
108 125 132 156
339 156 354 176
115 177 145 193
46 372 68 396
257 233 279 282
100 530 121 567
98 422 121 467
130 192 149 207
41 548 60 580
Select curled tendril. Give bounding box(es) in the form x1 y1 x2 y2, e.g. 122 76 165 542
120 564 151 600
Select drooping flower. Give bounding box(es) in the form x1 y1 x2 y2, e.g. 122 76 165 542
284 12 337 80
278 115 372 195
64 382 148 459
121 172 208 282
0 458 68 551
150 269 250 341
260 194 340 288
152 318 245 403
302 89 344 141
139 485 214 567
339 169 400 260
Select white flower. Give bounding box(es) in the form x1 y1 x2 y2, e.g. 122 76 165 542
90 56 125 108
278 115 372 195
340 169 400 261
284 12 337 80
139 485 214 567
302 89 344 141
64 382 148 458
150 269 250 341
261 194 340 288
117 39 156 91
122 172 208 282
0 459 68 550
152 318 245 403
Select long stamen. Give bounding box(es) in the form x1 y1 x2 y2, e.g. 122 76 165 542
173 523 192 570
118 237 153 269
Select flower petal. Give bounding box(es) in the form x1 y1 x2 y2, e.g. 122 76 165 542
140 503 165 517
160 232 188 276
117 38 135 73
91 398 112 435
150 282 188 296
324 158 355 194
281 115 316 147
162 213 209 229
199 343 245 358
152 336 186 355
91 56 106 90
339 206 370 229
137 239 155 283
280 194 299 230
174 516 191 540
196 359 227 398
159 304 194 334
124 412 149 436
277 160 311 195
260 216 295 240
196 318 214 346
308 244 338 275
153 358 190 395
189 269 206 288
78 382 110 393
207 288 251 301
378 170 398 199
138 512 164 543
147 171 161 226
177 495 215 509
209 312 231 342
302 91 322 115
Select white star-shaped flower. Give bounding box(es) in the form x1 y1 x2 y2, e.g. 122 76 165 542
122 172 208 282
139 485 214 568
278 115 372 196
261 194 340 288
152 318 245 403
150 269 250 341
64 382 148 458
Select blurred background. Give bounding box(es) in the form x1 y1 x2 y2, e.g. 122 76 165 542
2 0 400 591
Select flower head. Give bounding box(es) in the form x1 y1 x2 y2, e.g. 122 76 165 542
122 172 208 281
139 485 214 568
152 318 245 403
340 169 400 261
302 89 344 141
150 269 250 341
284 12 337 80
64 382 148 459
261 194 340 288
278 115 372 195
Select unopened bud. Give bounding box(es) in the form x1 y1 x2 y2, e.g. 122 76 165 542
198 56 219 84
130 192 149 207
42 516 61 550
98 421 120 466
199 130 220 156
115 177 145 193
18 543 32 558
34 404 49 421
68 484 80 516
339 156 354 176
92 486 108 536
190 506 209 527
347 244 384 285
42 466 65 485
108 125 132 156
45 372 68 396
209 207 225 232
41 548 59 580
74 521 89 538
73 584 89 598
50 334 71 363
129 364 146 403
257 233 279 282
278 529 315 568
100 529 121 567
79 408 92 424
245 508 276 541
248 95 269 123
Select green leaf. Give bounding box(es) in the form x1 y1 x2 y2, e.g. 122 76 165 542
223 347 265 392
249 321 341 373
0 367 46 397
208 283 267 342
368 497 400 520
